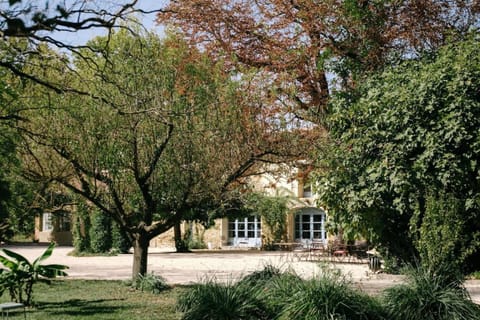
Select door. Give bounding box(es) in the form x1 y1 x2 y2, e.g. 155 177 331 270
228 216 262 248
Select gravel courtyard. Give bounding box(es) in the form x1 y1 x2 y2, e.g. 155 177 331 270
2 244 479 303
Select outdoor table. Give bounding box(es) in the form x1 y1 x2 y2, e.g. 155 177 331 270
273 242 300 251
0 302 26 319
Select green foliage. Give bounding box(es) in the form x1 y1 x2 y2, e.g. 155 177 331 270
0 243 68 306
178 265 385 320
182 223 207 250
245 193 290 247
111 221 131 254
236 264 282 289
276 269 385 320
317 37 480 265
177 277 267 320
72 202 91 253
89 209 111 254
383 265 480 320
0 128 25 241
133 272 170 294
72 202 131 255
412 191 480 273
468 271 480 280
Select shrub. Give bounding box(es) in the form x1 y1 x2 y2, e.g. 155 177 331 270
134 272 170 294
383 265 480 320
236 264 282 288
111 221 131 253
412 191 480 274
89 209 112 253
276 269 385 320
177 277 267 320
72 203 91 253
259 270 304 319
0 243 68 306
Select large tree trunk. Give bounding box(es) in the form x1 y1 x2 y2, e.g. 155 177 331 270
132 234 149 280
173 221 189 252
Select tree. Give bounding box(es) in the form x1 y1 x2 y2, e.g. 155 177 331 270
316 37 480 271
157 0 480 119
0 1 164 237
0 133 16 241
17 30 311 279
0 1 156 94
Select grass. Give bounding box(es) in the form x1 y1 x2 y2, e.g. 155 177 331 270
468 271 480 280
0 280 186 320
382 265 480 320
177 265 386 320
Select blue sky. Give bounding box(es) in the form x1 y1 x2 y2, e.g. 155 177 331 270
53 0 165 46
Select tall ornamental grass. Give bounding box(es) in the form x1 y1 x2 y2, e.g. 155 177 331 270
274 269 385 320
176 277 268 320
383 265 480 320
177 265 385 320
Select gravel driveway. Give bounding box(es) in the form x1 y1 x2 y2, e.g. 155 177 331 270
1 244 479 303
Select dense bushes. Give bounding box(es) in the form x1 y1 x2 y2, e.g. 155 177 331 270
72 203 131 255
177 265 479 320
412 191 480 274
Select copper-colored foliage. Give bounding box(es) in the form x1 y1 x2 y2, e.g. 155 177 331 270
158 0 479 115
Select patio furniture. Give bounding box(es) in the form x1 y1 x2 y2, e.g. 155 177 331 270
329 240 348 262
273 242 300 251
0 302 26 319
289 243 310 261
308 240 327 261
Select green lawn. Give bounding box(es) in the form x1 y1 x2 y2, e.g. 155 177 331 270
0 280 186 320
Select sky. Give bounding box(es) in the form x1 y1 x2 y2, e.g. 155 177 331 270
52 0 166 46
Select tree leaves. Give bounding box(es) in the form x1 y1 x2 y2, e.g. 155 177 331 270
317 37 480 264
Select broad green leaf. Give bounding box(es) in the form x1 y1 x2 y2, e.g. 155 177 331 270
0 248 30 266
32 242 55 268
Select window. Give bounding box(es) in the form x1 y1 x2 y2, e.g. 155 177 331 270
228 216 261 239
302 184 312 198
42 213 53 231
41 212 71 232
295 209 326 242
58 213 71 232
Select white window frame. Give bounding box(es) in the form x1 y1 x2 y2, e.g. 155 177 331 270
302 184 313 198
228 215 262 247
295 209 326 244
42 212 53 231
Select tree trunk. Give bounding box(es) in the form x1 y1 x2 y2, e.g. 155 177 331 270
132 234 149 280
174 221 189 252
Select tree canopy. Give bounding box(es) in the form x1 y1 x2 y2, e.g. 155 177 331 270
317 37 480 270
0 1 156 96
158 0 480 119
15 29 312 278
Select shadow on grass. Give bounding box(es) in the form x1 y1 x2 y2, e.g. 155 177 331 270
35 298 128 317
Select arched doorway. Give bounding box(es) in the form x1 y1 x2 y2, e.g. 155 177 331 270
294 207 326 245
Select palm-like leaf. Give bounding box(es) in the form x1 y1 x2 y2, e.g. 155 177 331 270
32 243 55 268
1 248 32 266
37 264 69 278
0 254 18 270
0 243 68 306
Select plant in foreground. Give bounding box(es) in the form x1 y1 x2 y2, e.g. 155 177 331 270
276 268 386 320
134 272 170 294
0 243 68 306
177 276 267 320
383 265 480 320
